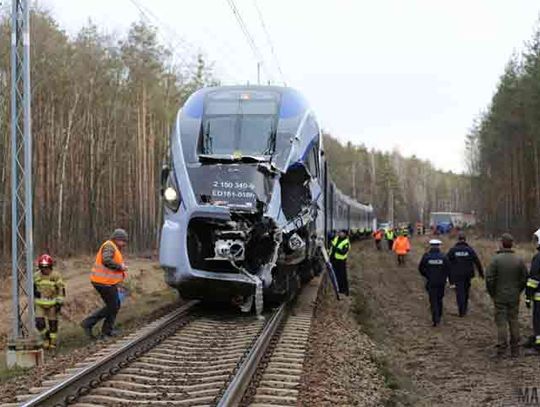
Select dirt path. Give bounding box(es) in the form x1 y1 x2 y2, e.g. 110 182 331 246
354 238 538 406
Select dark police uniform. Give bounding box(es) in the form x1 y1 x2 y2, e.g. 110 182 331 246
331 235 350 296
419 247 451 326
447 241 484 316
526 248 540 349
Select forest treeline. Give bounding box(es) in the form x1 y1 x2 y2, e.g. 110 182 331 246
0 11 215 257
466 25 540 239
0 10 472 259
323 134 472 225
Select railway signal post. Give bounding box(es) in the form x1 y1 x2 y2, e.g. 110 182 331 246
6 0 43 368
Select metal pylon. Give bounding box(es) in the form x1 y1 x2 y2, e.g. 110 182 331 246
10 0 34 340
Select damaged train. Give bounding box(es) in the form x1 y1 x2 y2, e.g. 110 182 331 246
159 85 373 313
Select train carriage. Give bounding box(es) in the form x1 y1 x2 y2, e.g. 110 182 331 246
159 85 374 311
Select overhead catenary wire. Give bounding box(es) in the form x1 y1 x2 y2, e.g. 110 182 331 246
128 0 245 84
253 0 286 85
225 0 274 84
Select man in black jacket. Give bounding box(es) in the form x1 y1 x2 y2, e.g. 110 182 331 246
447 233 484 317
419 239 451 327
525 229 540 352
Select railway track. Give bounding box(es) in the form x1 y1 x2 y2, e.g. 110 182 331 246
12 276 322 407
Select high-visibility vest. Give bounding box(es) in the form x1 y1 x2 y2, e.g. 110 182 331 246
374 230 383 240
91 240 125 286
392 236 410 255
385 230 394 240
331 236 350 261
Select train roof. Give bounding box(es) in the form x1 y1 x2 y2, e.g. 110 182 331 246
332 183 373 212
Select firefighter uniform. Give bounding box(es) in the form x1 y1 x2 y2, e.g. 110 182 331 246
526 245 540 350
81 229 128 339
34 257 65 349
331 233 350 296
418 240 450 326
447 237 484 317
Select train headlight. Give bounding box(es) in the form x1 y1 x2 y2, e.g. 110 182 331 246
164 186 180 211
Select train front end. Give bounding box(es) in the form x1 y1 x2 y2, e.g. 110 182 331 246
159 86 322 312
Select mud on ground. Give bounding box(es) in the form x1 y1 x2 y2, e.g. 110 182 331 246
349 237 539 407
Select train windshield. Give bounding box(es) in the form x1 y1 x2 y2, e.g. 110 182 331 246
200 91 280 160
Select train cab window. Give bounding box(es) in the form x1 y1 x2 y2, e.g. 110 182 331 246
306 147 318 177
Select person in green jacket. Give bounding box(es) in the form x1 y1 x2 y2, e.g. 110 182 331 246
486 233 528 358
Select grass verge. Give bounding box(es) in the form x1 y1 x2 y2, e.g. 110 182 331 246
0 288 178 383
349 251 419 407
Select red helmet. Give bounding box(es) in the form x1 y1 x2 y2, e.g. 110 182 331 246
37 254 53 268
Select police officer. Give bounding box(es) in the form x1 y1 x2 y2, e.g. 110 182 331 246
447 232 484 317
330 229 351 296
525 228 540 352
419 239 451 327
486 233 528 357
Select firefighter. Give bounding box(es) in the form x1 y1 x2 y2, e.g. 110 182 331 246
447 232 484 317
34 254 65 349
373 229 383 251
330 229 350 296
525 228 540 352
393 231 411 265
486 233 528 357
385 228 395 251
81 229 128 339
419 239 450 327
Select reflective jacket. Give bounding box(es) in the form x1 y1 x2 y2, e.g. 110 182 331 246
331 236 350 261
385 230 395 240
526 249 540 302
373 230 383 240
486 249 527 302
34 270 65 307
447 241 484 283
392 236 410 255
418 248 450 287
91 240 125 286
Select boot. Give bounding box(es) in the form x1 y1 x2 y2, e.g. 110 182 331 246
80 321 96 340
496 343 507 358
511 346 520 358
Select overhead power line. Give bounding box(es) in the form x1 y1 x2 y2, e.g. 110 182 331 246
226 0 273 83
253 0 286 85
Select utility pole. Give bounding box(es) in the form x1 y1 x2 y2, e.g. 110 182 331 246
351 162 356 199
257 61 261 85
7 0 42 368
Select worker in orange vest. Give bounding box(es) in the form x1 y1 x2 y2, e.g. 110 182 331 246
393 231 411 266
373 229 383 251
81 229 128 339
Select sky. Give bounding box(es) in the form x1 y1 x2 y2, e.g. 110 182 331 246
38 0 540 173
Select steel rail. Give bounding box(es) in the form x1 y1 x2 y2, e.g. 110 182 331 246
216 301 288 407
20 300 199 407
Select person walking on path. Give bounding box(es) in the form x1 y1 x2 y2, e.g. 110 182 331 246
486 233 528 358
393 231 411 266
419 239 451 327
373 229 383 251
447 232 484 317
385 228 395 251
81 229 129 339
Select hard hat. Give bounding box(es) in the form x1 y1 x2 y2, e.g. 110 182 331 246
429 239 442 245
38 254 53 268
